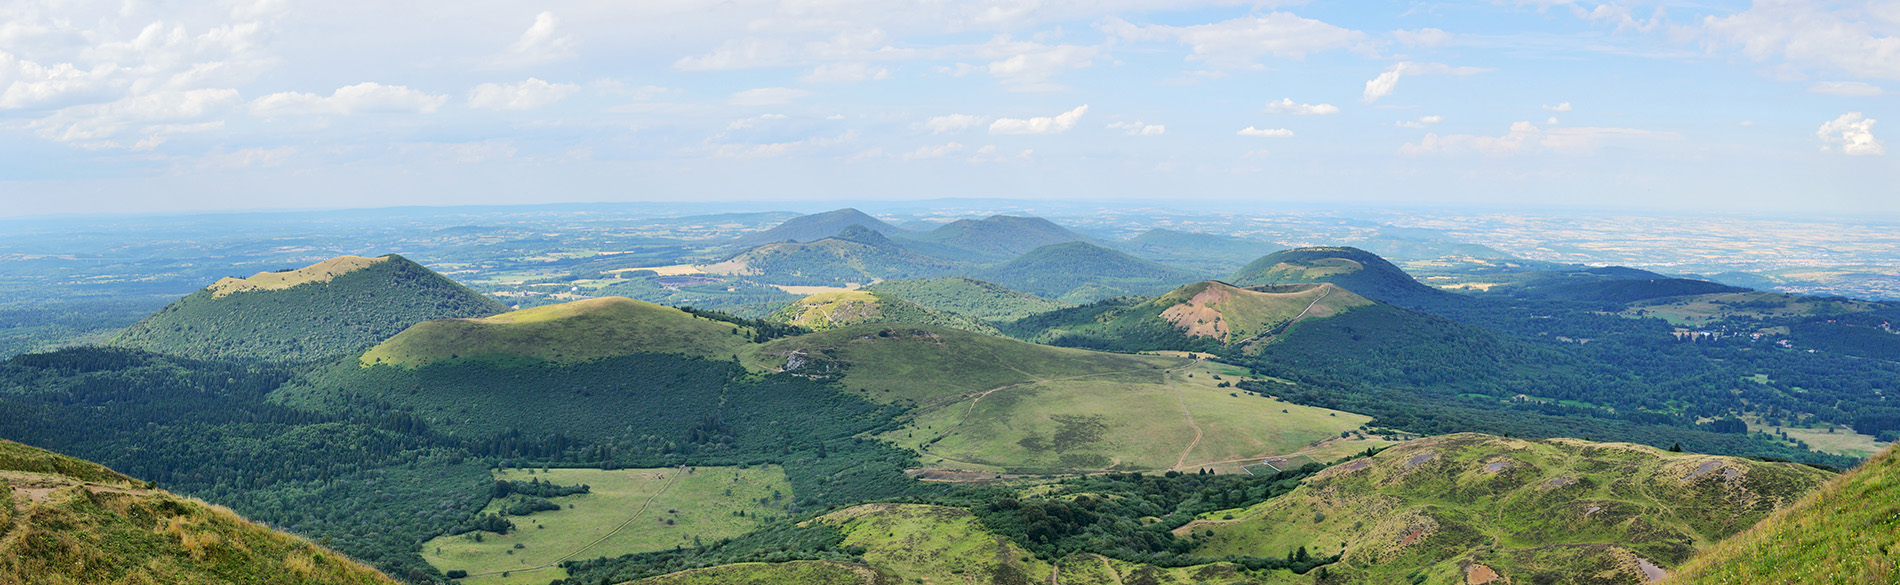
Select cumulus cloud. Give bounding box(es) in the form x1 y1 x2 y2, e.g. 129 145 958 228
989 105 1087 134
1702 1 1900 81
1262 98 1339 115
1818 112 1884 155
1104 13 1366 69
903 142 965 159
467 78 581 110
1809 81 1887 97
490 11 576 68
1399 121 1681 156
1107 121 1165 136
924 114 986 134
251 82 448 116
728 87 813 106
1363 61 1492 102
1543 102 1573 112
726 114 787 130
800 62 892 83
1237 126 1294 137
1395 115 1444 128
30 88 242 147
1394 28 1452 47
959 40 1101 91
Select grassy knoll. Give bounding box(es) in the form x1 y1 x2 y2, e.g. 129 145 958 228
1229 247 1445 306
1187 433 1834 584
1670 445 1898 584
818 504 1056 585
767 290 1001 335
864 277 1072 323
424 466 793 585
0 439 396 585
360 297 754 367
886 359 1369 473
628 561 890 584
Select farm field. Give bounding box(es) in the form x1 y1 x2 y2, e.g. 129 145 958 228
885 359 1370 473
422 466 793 585
1743 417 1892 458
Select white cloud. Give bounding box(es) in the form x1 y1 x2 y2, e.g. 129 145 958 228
903 141 965 159
989 105 1087 134
1105 13 1366 69
800 62 892 82
1394 115 1444 129
728 87 812 106
1809 81 1888 97
1262 98 1339 115
1702 2 1900 81
199 146 297 169
1108 120 1165 135
1393 28 1451 47
1400 120 1681 156
1818 112 1884 155
969 40 1101 90
1363 61 1492 102
1237 126 1294 137
710 131 857 158
30 88 242 147
727 114 787 130
491 11 576 68
924 114 987 134
1543 102 1573 112
467 78 581 110
251 82 448 116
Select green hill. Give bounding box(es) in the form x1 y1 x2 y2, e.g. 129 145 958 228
1117 228 1285 274
1670 445 1898 584
702 228 968 286
974 241 1206 302
0 439 397 585
1230 247 1446 306
907 215 1096 258
749 324 1367 473
864 277 1071 323
111 254 509 362
732 208 910 246
1006 281 1374 352
1477 266 1751 303
767 290 1001 335
1186 433 1834 584
360 296 756 367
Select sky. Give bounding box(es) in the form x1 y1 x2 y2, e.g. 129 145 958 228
0 0 1896 217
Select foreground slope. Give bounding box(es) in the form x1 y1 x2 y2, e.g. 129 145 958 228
767 290 1000 334
1188 434 1832 584
1670 445 1899 584
1230 246 1446 306
0 439 396 585
112 254 509 361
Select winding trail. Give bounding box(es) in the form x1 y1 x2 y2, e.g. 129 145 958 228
464 466 685 580
1169 359 1207 471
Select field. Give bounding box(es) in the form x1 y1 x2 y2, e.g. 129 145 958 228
1743 417 1892 459
422 466 794 585
630 561 882 584
361 297 753 367
1623 291 1874 325
885 359 1371 473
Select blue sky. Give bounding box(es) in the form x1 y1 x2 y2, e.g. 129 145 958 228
0 0 1895 216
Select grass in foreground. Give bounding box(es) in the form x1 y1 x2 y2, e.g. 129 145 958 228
423 466 792 585
1669 445 1898 584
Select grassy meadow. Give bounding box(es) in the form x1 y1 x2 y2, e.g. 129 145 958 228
423 466 793 585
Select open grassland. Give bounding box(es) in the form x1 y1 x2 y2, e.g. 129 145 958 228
865 277 1072 323
885 359 1369 473
1669 445 1898 584
767 291 1001 335
362 296 752 367
205 255 389 297
423 466 792 585
1742 417 1892 459
1624 291 1875 325
1185 433 1833 584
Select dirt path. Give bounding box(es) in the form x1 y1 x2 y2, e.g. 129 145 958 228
1094 554 1123 585
1234 285 1333 348
465 466 685 580
1169 362 1206 471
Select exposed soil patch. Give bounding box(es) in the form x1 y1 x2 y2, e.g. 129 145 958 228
1684 460 1738 481
1405 453 1438 471
1465 564 1501 585
1635 556 1668 583
1399 527 1427 546
1544 476 1578 488
1160 285 1235 340
1483 461 1511 473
